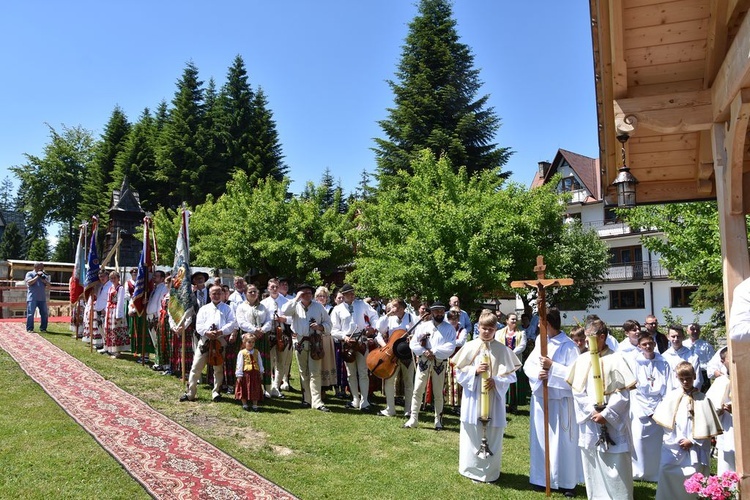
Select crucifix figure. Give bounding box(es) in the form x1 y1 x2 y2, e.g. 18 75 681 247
510 255 573 497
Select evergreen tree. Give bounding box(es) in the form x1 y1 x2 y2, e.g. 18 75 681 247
79 106 131 228
200 77 230 195
248 87 287 184
0 177 15 211
26 237 50 261
112 108 159 210
374 0 511 188
220 55 256 180
51 226 73 262
155 61 207 208
0 222 23 260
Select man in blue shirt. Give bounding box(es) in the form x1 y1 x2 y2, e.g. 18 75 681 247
25 262 50 332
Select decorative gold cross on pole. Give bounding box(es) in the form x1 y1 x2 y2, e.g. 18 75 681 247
510 255 573 497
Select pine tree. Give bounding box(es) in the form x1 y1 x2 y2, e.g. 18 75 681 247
0 222 23 260
0 177 15 211
200 78 230 196
374 0 512 188
112 108 158 210
220 55 256 179
248 87 287 184
79 106 131 226
155 61 207 208
26 237 50 261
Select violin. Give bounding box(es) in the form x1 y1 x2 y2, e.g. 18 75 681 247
206 323 224 366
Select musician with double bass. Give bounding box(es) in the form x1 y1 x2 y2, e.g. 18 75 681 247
403 301 456 430
331 283 379 412
374 298 418 417
282 283 333 412
180 285 237 403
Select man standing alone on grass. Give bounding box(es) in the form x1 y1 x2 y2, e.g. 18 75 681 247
25 262 50 333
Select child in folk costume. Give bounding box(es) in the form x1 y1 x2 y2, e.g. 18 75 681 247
235 333 264 412
452 310 521 483
103 271 131 358
652 361 723 500
706 347 734 474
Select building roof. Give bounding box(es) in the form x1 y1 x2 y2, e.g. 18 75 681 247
531 149 602 202
109 177 145 215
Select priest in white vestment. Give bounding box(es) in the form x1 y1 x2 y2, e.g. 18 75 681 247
706 347 734 474
522 307 582 493
567 319 636 500
452 310 521 483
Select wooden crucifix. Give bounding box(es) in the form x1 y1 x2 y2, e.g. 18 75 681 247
510 255 573 497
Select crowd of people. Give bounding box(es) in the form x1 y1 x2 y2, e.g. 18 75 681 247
58 269 734 498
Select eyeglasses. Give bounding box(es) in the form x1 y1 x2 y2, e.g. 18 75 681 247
645 322 657 326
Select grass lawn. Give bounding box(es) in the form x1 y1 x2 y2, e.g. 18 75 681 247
1 325 658 499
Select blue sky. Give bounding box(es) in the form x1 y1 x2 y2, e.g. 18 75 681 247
0 1 598 200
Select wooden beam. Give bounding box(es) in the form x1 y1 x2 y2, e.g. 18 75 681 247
712 122 750 493
611 0 628 97
634 178 715 204
704 0 729 89
614 90 713 133
711 8 750 120
725 88 750 214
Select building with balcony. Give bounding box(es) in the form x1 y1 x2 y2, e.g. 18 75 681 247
530 149 712 327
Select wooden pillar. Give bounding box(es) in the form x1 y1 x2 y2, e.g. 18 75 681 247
712 117 750 489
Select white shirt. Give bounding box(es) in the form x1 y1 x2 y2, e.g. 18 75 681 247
281 299 332 337
409 319 456 361
730 276 750 341
235 302 272 334
375 312 415 346
147 282 168 316
330 299 379 341
260 294 289 323
195 301 236 339
95 281 113 312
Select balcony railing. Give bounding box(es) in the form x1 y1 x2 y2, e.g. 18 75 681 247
581 219 657 237
604 261 670 281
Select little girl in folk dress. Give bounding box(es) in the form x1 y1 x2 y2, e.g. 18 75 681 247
235 333 264 412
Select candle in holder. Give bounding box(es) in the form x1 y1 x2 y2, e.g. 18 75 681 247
587 333 605 405
480 348 491 419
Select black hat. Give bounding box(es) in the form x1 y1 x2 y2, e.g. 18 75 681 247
191 271 209 284
394 338 413 361
339 283 355 294
297 283 314 292
429 301 446 311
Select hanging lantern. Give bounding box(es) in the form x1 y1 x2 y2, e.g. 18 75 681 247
611 134 638 208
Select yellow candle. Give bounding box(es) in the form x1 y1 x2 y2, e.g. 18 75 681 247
480 350 491 419
587 334 605 405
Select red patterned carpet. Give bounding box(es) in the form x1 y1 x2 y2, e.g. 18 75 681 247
0 323 297 500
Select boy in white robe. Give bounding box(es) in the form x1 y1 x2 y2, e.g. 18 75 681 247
627 332 671 482
653 361 722 500
566 319 636 500
452 310 521 483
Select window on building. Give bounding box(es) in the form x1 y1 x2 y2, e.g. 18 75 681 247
609 289 645 309
671 287 697 308
559 176 582 193
609 245 643 264
604 207 619 223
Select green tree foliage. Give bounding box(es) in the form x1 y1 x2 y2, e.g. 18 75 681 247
112 108 159 210
190 172 353 283
247 87 287 183
79 106 131 226
11 124 95 259
0 177 16 211
155 61 208 208
51 226 73 263
0 222 24 260
621 202 731 319
151 206 184 267
374 0 511 188
26 237 50 261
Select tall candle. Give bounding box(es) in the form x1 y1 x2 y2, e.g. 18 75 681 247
480 348 491 419
587 333 605 405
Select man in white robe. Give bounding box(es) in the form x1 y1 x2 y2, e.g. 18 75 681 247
522 307 582 494
662 325 701 391
567 319 636 500
452 309 521 483
706 347 734 474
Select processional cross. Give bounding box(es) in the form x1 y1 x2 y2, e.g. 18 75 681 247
510 255 573 498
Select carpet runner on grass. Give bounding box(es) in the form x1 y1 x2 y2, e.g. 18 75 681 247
0 323 297 500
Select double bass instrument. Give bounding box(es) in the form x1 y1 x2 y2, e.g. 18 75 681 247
366 313 428 379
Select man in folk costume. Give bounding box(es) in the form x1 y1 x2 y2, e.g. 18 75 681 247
452 309 521 483
180 284 237 402
147 270 169 370
235 284 273 397
706 347 734 474
566 319 637 500
228 276 248 314
331 283 379 411
652 361 722 500
260 278 293 397
375 298 419 417
626 332 671 482
282 283 333 412
403 301 456 430
522 307 582 494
